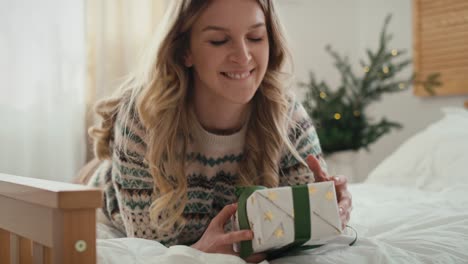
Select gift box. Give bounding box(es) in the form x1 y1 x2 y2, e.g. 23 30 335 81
232 182 342 259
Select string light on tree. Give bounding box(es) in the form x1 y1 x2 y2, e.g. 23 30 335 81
300 14 441 154
382 66 389 74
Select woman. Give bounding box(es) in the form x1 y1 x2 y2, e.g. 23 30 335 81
86 0 352 262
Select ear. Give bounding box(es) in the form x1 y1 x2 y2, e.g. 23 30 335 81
184 51 193 68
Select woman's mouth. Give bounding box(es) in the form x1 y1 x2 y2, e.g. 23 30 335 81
221 69 255 80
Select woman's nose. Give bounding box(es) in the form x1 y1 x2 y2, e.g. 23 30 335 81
228 40 252 65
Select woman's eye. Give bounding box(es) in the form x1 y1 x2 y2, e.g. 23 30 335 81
249 37 264 42
210 40 228 46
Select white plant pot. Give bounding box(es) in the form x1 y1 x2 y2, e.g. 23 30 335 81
324 150 359 183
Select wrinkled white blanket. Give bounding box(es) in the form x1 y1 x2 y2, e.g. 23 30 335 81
97 183 468 264
97 108 468 263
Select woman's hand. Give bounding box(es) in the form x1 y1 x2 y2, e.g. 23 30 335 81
191 203 266 263
306 154 353 229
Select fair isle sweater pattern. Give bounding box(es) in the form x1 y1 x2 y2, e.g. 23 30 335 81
89 100 326 246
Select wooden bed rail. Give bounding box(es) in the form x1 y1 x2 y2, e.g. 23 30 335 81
0 173 102 264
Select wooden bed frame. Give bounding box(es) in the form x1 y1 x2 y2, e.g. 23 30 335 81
0 174 101 264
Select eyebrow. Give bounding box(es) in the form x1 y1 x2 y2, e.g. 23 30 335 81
201 22 266 32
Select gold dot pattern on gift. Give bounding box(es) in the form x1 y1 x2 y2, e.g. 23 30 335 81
325 191 334 200
267 191 278 201
250 221 254 228
264 211 274 222
309 186 317 195
251 195 255 205
274 227 284 238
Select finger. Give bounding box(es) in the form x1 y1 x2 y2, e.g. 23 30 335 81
213 203 238 227
339 206 346 221
221 230 254 245
332 175 348 187
338 197 352 216
337 189 352 205
333 182 346 202
342 211 350 229
333 176 348 200
341 218 347 230
338 192 350 207
245 253 267 263
339 198 352 229
340 210 350 229
335 184 351 203
306 154 328 181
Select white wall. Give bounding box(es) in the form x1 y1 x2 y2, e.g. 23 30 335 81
278 0 468 181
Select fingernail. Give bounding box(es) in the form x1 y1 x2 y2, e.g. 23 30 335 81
334 176 340 182
339 207 344 214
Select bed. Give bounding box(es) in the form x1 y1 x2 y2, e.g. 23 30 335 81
0 175 101 263
1 105 468 264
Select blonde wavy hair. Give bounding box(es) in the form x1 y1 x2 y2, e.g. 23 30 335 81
89 0 306 235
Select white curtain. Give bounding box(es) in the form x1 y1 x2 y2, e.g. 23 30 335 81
0 0 86 182
86 0 166 100
85 0 167 160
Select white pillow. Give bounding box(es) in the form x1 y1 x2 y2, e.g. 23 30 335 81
365 108 468 191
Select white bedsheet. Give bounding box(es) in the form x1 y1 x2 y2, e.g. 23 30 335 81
97 183 468 264
97 108 468 263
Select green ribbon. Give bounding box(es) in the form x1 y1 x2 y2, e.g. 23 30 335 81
265 185 318 259
235 185 316 259
291 185 311 244
235 186 266 259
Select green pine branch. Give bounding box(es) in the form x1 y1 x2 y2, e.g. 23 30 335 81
300 14 442 154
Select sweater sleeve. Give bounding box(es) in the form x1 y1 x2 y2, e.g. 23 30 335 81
107 103 179 246
278 100 328 186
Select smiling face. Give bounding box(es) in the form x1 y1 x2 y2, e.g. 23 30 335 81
185 0 269 107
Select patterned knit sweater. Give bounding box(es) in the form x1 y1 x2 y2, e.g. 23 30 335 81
89 98 327 246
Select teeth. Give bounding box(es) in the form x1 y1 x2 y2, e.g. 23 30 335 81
224 71 251 80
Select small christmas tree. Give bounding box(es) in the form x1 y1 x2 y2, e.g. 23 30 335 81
301 14 441 155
